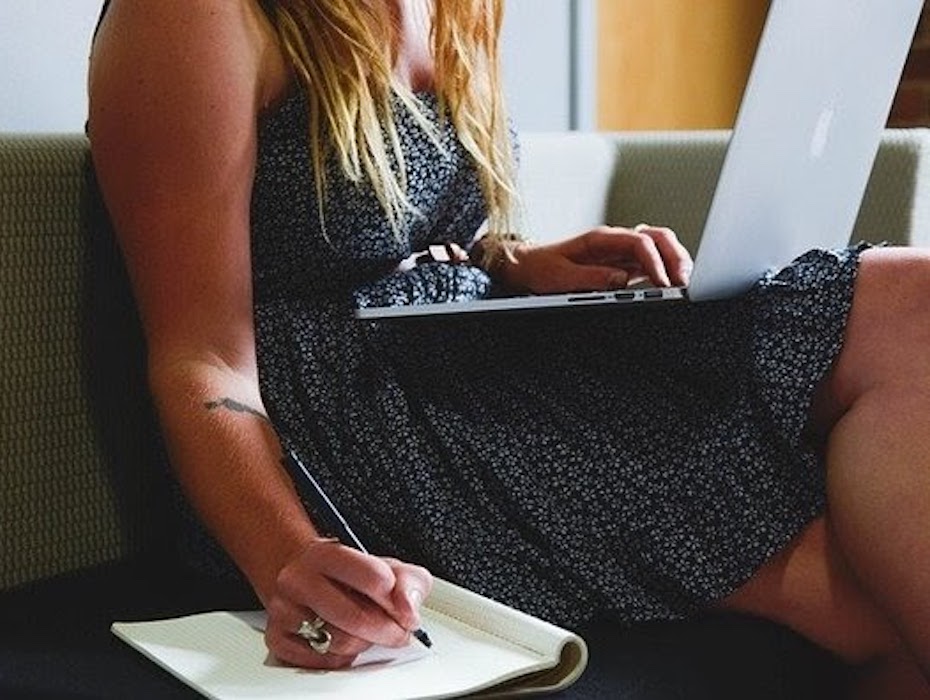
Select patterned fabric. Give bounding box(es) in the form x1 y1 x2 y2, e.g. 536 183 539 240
248 90 862 629
0 135 133 589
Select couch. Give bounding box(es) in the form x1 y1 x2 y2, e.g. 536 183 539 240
3 129 930 699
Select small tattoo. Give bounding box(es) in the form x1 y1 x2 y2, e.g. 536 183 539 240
204 397 270 423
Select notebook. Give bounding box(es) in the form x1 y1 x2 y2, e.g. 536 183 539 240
112 577 588 700
355 0 923 320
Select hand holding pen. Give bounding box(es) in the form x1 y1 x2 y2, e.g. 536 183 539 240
260 448 432 669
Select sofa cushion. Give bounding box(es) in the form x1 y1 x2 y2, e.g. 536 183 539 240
0 556 254 700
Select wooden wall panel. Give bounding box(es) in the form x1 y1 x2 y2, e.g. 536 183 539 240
597 0 770 130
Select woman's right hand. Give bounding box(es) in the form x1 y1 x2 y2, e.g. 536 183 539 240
263 539 433 669
490 224 693 294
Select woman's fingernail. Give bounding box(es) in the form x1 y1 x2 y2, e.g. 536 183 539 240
407 588 423 608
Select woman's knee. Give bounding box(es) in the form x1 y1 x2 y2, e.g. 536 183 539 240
828 246 930 410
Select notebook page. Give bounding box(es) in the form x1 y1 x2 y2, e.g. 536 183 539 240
424 578 589 691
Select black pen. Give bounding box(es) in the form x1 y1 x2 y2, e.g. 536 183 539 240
282 448 433 649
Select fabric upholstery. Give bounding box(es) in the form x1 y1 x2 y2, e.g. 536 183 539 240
1 135 168 591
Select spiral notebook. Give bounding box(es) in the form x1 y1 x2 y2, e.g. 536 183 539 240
111 577 588 700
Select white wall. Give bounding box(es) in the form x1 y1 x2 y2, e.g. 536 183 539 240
501 0 574 131
0 0 594 134
502 0 596 131
0 1 101 133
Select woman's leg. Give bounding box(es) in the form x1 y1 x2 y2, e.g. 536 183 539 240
720 246 930 695
719 517 900 663
827 249 930 678
820 246 930 670
720 517 927 698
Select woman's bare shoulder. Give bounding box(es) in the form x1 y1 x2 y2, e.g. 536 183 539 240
90 0 288 110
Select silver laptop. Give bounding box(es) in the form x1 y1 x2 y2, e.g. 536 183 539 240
356 0 922 321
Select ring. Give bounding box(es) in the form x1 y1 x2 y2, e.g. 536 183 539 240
296 616 333 655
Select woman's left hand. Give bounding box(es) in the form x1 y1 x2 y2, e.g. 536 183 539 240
498 224 693 294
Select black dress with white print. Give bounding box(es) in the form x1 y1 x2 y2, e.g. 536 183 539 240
241 88 861 630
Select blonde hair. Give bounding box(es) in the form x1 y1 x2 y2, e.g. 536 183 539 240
260 0 518 237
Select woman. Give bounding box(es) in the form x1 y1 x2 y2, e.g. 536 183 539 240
88 0 930 693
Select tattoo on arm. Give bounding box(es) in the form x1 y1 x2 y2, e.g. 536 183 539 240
204 397 271 424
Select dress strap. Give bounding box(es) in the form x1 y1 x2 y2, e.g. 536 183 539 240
93 0 111 42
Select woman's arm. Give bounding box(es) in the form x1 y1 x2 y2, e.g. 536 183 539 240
89 0 429 669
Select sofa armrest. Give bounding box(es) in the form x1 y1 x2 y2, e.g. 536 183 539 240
0 135 168 592
854 128 930 248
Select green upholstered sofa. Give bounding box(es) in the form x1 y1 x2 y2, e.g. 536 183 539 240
3 129 930 698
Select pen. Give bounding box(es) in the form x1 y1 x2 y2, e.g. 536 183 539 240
282 448 433 649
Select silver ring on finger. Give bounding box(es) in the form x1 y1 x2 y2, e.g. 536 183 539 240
296 616 333 655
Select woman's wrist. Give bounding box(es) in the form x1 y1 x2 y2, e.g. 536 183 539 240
473 233 533 289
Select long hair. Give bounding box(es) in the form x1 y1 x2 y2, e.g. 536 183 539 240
260 0 518 237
